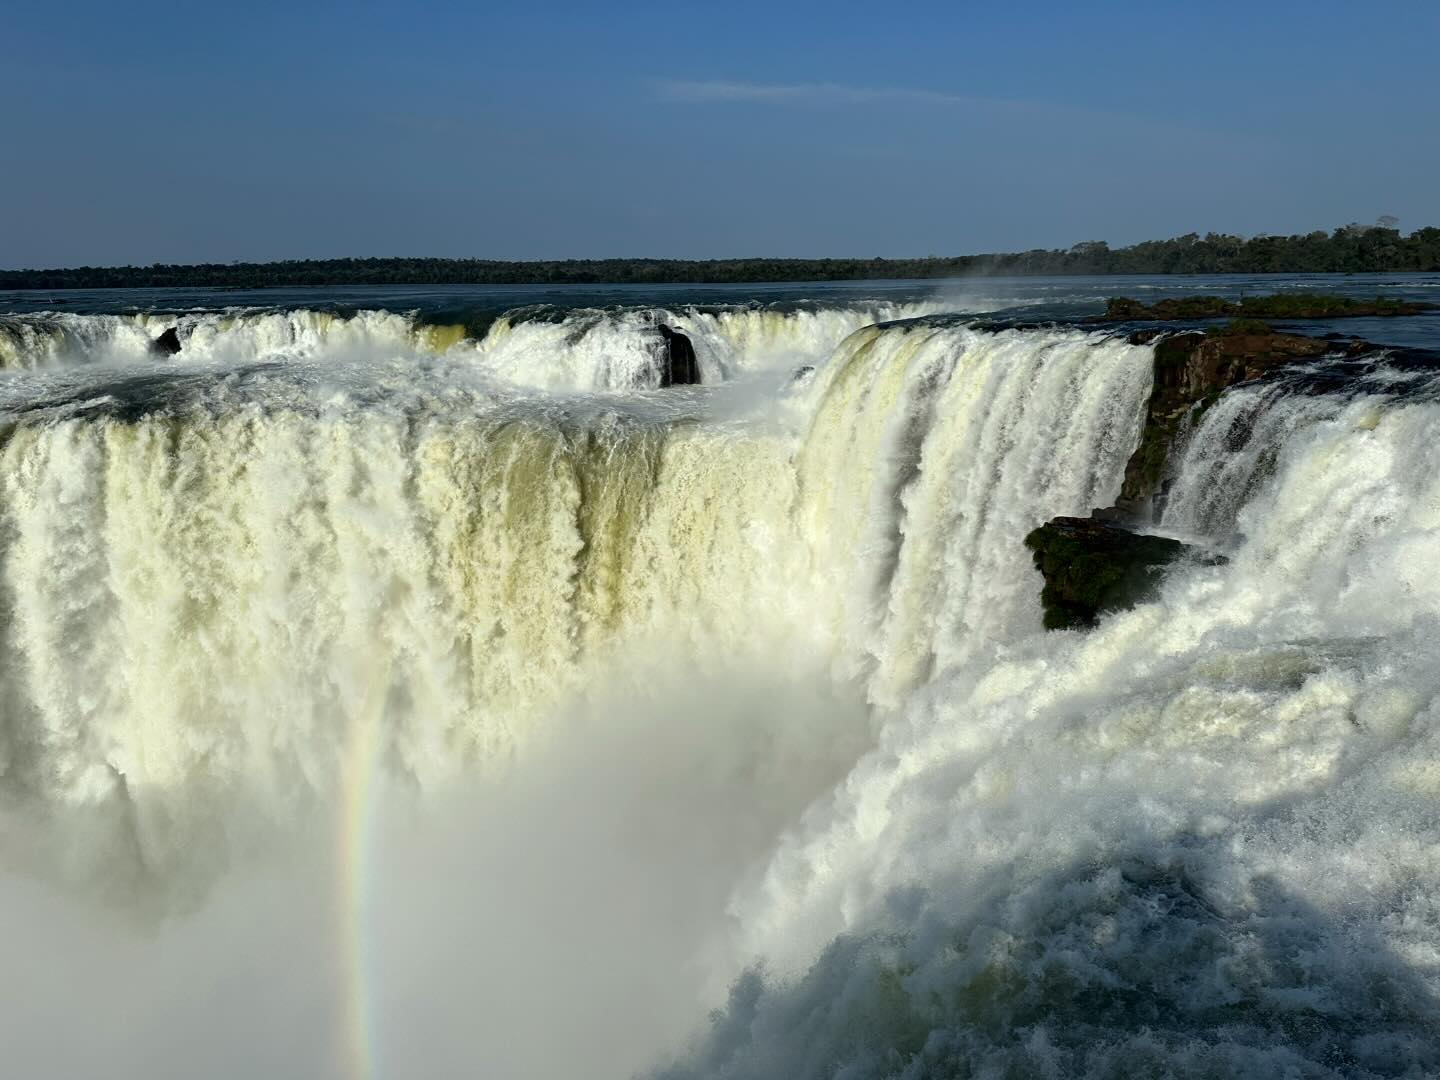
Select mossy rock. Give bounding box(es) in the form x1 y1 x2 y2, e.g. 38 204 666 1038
1025 517 1192 630
1104 292 1432 323
1116 329 1332 512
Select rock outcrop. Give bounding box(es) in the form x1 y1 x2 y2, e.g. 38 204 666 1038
1025 516 1209 630
151 327 182 356
658 325 700 386
1115 326 1337 516
1103 292 1433 322
1026 321 1356 631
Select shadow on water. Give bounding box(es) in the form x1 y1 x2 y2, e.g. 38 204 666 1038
652 840 1440 1079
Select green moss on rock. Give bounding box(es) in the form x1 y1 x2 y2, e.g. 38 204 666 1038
1117 328 1332 513
1024 517 1191 630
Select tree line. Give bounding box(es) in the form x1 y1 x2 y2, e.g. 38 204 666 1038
5 223 1439 290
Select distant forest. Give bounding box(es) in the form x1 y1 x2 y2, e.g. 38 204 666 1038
5 223 1439 290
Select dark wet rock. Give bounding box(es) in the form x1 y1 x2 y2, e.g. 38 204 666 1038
658 325 700 386
1025 516 1212 630
1116 327 1336 516
151 327 182 356
1103 292 1433 322
1027 319 1428 629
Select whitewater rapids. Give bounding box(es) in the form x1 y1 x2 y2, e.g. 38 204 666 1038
0 302 1436 1079
0 300 945 389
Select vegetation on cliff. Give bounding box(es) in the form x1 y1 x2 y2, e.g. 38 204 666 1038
1104 293 1433 321
4 223 1440 289
1115 326 1335 515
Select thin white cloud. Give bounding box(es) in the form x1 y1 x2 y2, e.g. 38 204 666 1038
655 78 1266 149
658 80 991 108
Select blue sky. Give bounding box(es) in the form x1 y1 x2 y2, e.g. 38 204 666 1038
3 0 1437 266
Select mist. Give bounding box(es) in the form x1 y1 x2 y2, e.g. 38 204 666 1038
0 665 873 1079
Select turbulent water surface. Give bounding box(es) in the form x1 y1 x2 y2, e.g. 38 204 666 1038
1 275 1438 1079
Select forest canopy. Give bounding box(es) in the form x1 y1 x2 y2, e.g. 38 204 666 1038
4 223 1438 290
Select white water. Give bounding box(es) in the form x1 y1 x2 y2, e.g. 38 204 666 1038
0 309 445 370
0 301 947 391
474 302 949 390
0 310 1437 1078
0 320 1145 885
667 358 1440 1079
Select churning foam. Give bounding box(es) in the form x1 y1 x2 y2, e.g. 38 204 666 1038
661 352 1440 1079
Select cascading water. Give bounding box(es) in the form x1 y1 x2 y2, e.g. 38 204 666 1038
0 295 1436 1079
0 309 451 370
474 302 946 390
665 350 1440 1080
0 300 944 389
0 319 1148 888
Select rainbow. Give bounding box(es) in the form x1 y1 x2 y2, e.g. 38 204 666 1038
337 693 386 1080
